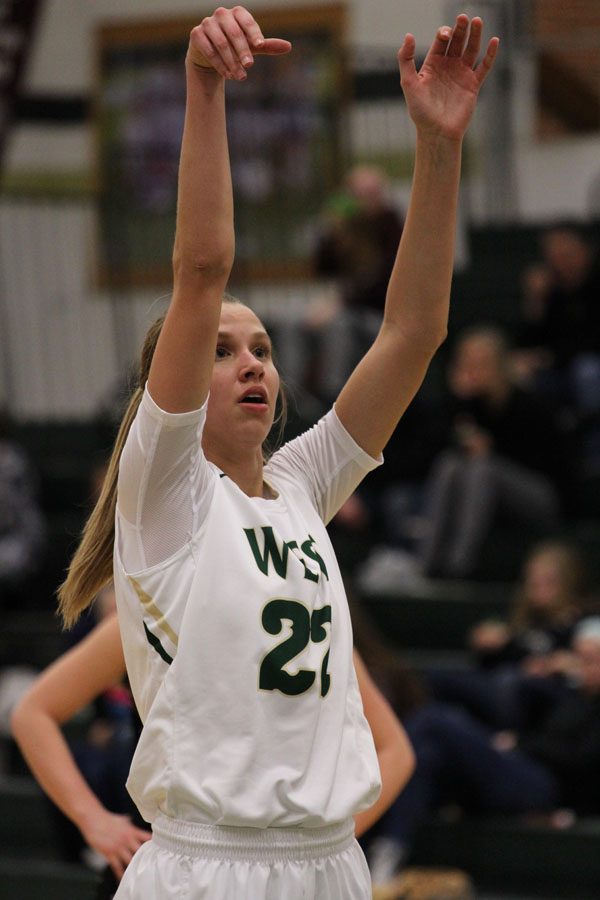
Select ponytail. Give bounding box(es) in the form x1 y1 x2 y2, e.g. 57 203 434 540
57 317 164 628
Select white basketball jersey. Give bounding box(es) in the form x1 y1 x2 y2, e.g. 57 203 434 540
114 388 382 828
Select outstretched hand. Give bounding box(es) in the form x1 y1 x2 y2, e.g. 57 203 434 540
188 6 291 81
398 14 499 142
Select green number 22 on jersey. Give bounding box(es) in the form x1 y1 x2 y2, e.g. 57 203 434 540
260 599 331 697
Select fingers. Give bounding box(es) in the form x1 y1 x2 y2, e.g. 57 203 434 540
109 855 126 880
397 33 417 87
421 25 452 69
474 36 500 84
232 4 264 54
445 13 469 58
107 832 148 880
230 7 292 58
199 13 251 80
189 23 229 77
258 37 293 57
462 17 483 68
136 827 152 843
189 7 291 82
420 13 499 79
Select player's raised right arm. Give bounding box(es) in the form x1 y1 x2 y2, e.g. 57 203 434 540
147 8 291 414
147 19 233 414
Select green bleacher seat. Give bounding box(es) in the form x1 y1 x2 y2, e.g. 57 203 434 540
360 581 510 652
0 611 67 670
0 777 57 858
0 858 97 900
412 813 600 899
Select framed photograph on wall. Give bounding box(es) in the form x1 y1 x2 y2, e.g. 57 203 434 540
96 5 348 287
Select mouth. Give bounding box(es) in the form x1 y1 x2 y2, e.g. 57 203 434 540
238 389 268 409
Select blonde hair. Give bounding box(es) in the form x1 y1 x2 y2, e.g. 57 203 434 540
58 298 286 628
510 540 589 632
57 316 164 628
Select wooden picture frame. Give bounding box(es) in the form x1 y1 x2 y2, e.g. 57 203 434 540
95 5 348 287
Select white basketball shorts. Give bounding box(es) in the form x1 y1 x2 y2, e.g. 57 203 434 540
114 814 371 899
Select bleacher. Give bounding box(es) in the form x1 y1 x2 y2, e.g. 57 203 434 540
354 215 600 900
4 582 600 898
360 580 600 898
2 221 600 898
3 483 600 898
0 423 103 898
0 778 98 900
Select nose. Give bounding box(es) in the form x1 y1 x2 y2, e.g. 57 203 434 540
239 350 265 381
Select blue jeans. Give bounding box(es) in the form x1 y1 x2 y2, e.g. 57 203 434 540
426 665 565 730
375 703 559 847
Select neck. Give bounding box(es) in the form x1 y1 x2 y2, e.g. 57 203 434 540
204 442 266 497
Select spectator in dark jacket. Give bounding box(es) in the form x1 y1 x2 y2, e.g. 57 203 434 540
358 610 600 882
514 615 600 814
308 165 404 404
516 225 600 414
418 326 570 578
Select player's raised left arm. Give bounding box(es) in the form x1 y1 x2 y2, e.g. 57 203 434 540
336 15 499 458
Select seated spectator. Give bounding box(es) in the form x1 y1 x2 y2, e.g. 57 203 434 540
276 165 403 408
0 409 46 602
470 540 591 670
359 611 600 883
328 393 443 576
314 164 404 312
514 225 600 470
428 540 593 729
513 615 600 814
306 165 404 404
418 326 569 579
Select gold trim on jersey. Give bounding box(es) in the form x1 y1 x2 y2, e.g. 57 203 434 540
129 576 179 649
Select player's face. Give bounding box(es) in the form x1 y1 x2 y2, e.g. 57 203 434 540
203 303 280 456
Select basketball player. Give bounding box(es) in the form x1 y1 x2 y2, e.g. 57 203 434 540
56 7 498 898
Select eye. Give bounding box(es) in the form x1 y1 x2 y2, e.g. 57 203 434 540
254 344 270 359
215 345 229 360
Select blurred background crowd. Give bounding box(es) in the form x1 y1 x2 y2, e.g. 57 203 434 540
1 1 600 898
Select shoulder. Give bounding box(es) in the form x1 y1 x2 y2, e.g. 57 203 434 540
139 383 208 429
269 407 379 472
